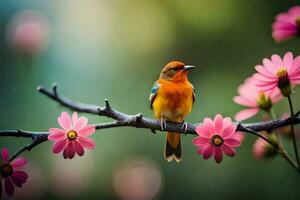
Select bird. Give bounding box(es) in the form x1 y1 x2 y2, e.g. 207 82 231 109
150 61 195 162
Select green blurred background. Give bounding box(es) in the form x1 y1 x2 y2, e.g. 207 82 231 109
1 0 300 199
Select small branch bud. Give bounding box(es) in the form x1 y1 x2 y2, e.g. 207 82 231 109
52 83 58 96
104 98 111 110
36 85 42 91
135 113 143 122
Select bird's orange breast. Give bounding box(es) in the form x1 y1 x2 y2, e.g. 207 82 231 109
152 80 194 121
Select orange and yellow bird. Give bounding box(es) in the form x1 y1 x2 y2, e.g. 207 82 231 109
150 61 195 162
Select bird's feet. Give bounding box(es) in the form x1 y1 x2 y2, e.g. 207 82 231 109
160 116 167 131
181 121 188 134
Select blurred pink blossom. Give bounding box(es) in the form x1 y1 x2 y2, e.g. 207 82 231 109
113 158 162 200
233 77 282 121
253 133 277 159
0 148 28 197
272 6 300 42
6 10 49 55
13 163 46 199
51 152 95 197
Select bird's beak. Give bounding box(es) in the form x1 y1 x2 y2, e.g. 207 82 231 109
183 65 195 71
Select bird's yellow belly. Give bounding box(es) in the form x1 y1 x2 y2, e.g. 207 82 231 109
152 91 193 121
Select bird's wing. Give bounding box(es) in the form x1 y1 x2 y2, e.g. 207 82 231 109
149 82 160 109
192 84 196 104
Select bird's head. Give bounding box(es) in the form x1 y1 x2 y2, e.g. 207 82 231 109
160 61 195 82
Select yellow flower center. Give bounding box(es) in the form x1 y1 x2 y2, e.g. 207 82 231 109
211 135 223 146
3 166 12 174
0 163 13 177
67 130 77 140
276 68 288 78
276 67 291 97
257 92 272 111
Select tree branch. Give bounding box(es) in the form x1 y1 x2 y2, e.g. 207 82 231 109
37 84 300 134
1 84 300 160
0 130 49 161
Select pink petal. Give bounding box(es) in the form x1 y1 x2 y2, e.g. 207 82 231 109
253 73 277 82
52 139 67 154
78 125 96 136
73 117 88 131
233 96 256 107
255 65 276 78
63 149 67 159
235 108 259 121
222 144 236 157
195 125 212 138
271 54 284 69
203 117 215 134
224 138 241 147
214 147 223 163
48 128 66 141
203 145 214 160
58 112 72 131
273 30 297 42
5 178 14 196
222 125 236 139
11 171 28 186
288 6 300 16
254 81 276 90
290 71 300 80
12 158 27 169
193 137 210 146
197 148 205 155
72 112 78 124
11 176 22 187
78 137 96 149
291 79 300 84
272 22 297 31
213 114 223 133
256 82 278 92
263 58 277 74
252 75 278 87
65 142 75 159
269 88 284 103
283 52 293 70
203 117 213 126
275 13 290 22
234 132 245 142
74 140 84 156
1 148 9 163
223 117 232 128
290 56 300 75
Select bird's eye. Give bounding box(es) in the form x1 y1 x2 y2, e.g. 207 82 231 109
169 67 179 72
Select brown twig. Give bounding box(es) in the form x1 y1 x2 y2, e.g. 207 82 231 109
1 84 300 163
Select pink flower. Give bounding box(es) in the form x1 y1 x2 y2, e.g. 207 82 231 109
48 112 96 159
0 148 28 197
253 133 277 159
193 114 243 164
272 6 300 42
233 77 282 121
253 52 300 97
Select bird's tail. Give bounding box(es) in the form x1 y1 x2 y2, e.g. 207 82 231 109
164 132 182 163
